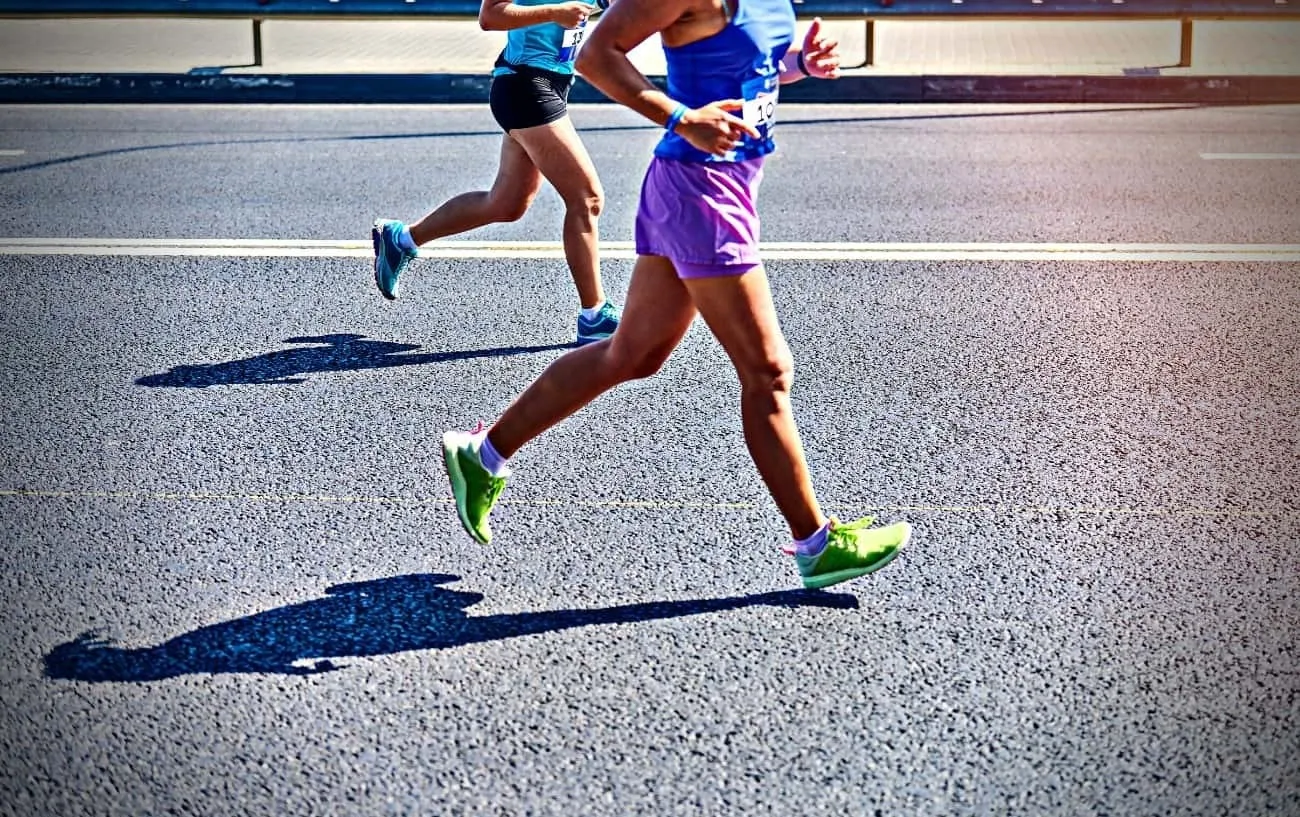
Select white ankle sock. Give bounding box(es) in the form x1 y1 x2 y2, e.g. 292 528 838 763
579 300 606 321
791 522 830 557
397 226 418 252
478 433 509 477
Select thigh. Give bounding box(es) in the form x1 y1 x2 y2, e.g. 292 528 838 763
488 132 543 205
608 254 697 363
510 115 603 204
682 266 791 380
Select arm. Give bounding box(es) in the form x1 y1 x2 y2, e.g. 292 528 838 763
573 0 688 127
576 0 759 155
478 0 594 32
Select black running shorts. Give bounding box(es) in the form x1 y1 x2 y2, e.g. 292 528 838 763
488 66 573 133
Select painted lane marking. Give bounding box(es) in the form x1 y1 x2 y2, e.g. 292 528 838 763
1 488 1294 520
1 239 1298 262
1200 153 1300 160
0 150 25 157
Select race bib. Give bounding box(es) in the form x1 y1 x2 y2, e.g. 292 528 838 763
557 22 587 63
743 85 779 137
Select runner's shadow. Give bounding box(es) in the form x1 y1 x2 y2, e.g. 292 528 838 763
44 573 858 682
135 333 572 388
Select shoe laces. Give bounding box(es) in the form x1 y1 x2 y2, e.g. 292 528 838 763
827 516 878 552
480 476 506 505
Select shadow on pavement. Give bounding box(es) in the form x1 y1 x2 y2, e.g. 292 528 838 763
44 573 859 682
135 333 572 387
0 104 1204 177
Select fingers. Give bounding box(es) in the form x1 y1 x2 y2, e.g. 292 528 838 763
681 101 762 156
803 18 829 52
801 23 843 79
707 100 759 138
729 113 761 140
565 1 590 25
806 37 839 59
803 17 842 71
707 102 760 139
808 52 841 78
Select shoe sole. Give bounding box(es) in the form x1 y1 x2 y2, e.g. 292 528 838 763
371 223 398 301
800 522 911 590
441 432 489 545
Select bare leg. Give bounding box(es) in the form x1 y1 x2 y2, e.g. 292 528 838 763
487 256 695 457
509 116 606 309
683 267 826 541
407 134 542 245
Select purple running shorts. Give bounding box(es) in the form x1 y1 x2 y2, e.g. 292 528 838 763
634 155 765 279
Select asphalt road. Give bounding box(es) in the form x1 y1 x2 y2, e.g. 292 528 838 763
1 103 1298 816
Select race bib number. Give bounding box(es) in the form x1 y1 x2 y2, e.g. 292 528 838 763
558 22 587 63
743 86 779 136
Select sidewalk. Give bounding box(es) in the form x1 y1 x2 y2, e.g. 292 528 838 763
1 17 1298 103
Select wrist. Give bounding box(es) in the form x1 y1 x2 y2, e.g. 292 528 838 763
664 103 688 133
796 50 812 78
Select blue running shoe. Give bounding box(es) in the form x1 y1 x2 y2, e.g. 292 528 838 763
576 301 620 346
371 218 417 300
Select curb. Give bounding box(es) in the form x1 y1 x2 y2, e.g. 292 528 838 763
1 72 1298 104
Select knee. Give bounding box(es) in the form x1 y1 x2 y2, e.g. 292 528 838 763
607 339 673 382
738 352 795 399
567 189 604 222
488 193 533 223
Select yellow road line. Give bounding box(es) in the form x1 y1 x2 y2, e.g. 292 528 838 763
1 488 1292 519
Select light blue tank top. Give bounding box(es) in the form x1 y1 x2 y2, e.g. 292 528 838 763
655 0 795 163
492 0 591 77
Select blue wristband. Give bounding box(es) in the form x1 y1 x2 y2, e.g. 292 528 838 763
664 103 688 133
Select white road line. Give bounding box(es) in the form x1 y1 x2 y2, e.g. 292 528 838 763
1 239 1298 262
1200 153 1300 160
0 150 25 157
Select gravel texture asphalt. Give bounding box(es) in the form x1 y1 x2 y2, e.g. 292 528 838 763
1 103 1297 817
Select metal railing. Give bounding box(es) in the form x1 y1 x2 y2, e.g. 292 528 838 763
0 0 1295 69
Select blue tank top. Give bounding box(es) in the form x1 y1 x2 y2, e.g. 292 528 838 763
655 0 795 163
492 0 590 77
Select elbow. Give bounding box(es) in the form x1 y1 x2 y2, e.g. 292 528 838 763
477 11 501 31
575 48 601 78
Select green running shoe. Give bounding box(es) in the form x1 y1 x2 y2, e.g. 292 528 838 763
371 218 417 300
793 516 910 589
442 428 508 544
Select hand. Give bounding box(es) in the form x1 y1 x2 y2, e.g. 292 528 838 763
550 1 594 28
799 17 841 79
675 100 762 157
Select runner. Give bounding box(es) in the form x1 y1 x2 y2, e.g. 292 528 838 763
442 0 912 590
371 0 621 346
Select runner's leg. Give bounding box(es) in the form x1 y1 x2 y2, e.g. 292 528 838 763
486 254 693 457
407 134 543 245
682 266 826 541
509 115 605 309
